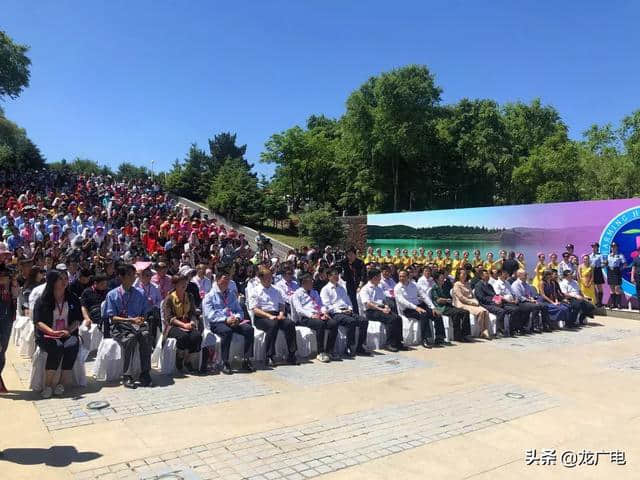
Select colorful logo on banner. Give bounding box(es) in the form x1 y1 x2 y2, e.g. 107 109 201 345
599 205 640 297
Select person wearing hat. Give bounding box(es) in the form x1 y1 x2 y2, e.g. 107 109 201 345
605 242 626 309
0 264 19 394
104 263 153 388
589 242 605 307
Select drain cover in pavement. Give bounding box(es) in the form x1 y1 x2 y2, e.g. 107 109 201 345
86 401 110 410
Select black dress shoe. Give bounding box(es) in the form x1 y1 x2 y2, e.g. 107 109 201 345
356 347 372 356
123 375 137 389
345 347 355 358
139 373 153 388
422 339 432 349
222 362 234 375
385 345 399 352
242 359 255 372
287 354 299 365
398 344 409 351
266 356 277 367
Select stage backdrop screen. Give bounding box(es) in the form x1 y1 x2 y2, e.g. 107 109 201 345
367 198 640 298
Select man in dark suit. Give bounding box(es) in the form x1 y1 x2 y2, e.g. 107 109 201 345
338 247 365 314
474 269 512 336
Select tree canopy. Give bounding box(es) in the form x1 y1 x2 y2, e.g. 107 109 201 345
0 31 31 100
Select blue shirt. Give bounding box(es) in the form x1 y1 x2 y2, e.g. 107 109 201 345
589 252 603 268
105 285 151 319
203 283 243 325
607 253 626 269
6 234 22 252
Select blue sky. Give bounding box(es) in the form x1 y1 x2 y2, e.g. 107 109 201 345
2 1 639 178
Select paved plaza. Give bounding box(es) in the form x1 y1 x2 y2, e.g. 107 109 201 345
2 315 640 479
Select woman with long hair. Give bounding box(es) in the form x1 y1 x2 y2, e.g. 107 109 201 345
33 269 82 398
452 268 492 339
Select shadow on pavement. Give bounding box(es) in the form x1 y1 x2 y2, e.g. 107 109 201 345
0 445 101 467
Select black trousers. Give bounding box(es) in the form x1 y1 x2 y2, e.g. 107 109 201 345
0 316 12 378
569 298 596 320
347 289 359 314
483 303 522 334
298 316 338 353
403 304 446 341
38 335 80 371
254 312 297 358
111 323 152 375
515 302 544 330
331 312 368 349
521 301 551 329
365 309 403 348
168 326 202 353
442 306 471 340
210 321 254 361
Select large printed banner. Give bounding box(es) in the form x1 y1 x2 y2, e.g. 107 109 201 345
367 198 640 298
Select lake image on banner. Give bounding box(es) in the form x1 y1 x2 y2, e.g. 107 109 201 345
366 198 640 279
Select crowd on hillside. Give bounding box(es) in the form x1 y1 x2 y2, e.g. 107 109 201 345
0 169 636 398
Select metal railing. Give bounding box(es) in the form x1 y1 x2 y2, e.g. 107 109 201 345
174 196 293 259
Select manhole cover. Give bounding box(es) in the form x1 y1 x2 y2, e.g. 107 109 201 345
385 359 400 365
86 401 110 410
505 392 525 399
156 474 184 480
510 343 524 347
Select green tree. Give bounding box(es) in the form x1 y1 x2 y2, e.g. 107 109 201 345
0 110 45 170
436 99 510 207
116 162 150 180
208 131 249 174
207 157 263 224
620 109 640 166
298 205 344 248
511 130 581 203
341 64 442 213
0 31 31 99
48 157 111 175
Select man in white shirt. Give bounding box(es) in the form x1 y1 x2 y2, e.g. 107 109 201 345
379 265 397 312
250 266 298 366
493 269 526 334
394 269 446 348
191 263 212 301
320 267 371 357
417 266 436 309
360 268 406 352
292 274 339 363
274 268 299 316
559 270 595 322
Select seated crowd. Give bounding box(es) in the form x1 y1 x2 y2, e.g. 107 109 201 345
0 169 620 398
